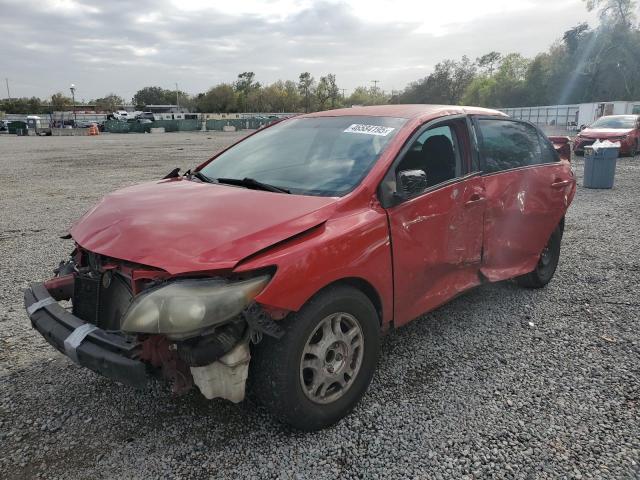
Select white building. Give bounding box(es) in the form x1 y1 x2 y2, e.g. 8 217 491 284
500 100 640 134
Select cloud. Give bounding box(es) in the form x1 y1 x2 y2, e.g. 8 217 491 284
0 0 597 100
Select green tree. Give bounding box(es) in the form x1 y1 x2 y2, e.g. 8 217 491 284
316 76 330 110
298 72 315 113
234 72 261 112
94 94 124 112
584 0 637 27
326 73 340 108
0 97 44 114
347 86 389 106
461 76 497 106
234 72 260 94
282 80 302 112
261 81 301 112
487 53 531 107
50 92 73 111
132 86 176 108
196 84 237 112
477 51 502 75
400 56 476 104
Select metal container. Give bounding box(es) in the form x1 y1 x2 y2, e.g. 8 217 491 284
583 145 618 189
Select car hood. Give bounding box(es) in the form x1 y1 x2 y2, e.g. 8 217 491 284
580 128 633 138
70 178 338 274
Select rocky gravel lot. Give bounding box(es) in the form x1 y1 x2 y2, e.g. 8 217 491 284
0 131 639 479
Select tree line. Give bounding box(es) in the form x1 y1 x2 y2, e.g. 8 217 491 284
2 0 638 115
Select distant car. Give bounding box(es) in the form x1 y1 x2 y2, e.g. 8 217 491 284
136 112 156 122
0 120 9 131
24 105 576 431
573 115 640 156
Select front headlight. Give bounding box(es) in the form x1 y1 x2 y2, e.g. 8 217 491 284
121 275 270 338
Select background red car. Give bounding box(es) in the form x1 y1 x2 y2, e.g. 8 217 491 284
573 114 640 156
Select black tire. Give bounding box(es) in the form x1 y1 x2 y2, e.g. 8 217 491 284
249 285 380 431
515 223 563 288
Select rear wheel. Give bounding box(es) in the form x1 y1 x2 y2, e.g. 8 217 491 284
515 223 563 289
250 285 380 431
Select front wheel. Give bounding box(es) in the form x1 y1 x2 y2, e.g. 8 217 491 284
250 285 380 431
515 223 563 289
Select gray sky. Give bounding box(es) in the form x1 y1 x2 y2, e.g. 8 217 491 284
0 0 597 101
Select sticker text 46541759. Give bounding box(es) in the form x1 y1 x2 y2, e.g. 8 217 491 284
344 124 395 136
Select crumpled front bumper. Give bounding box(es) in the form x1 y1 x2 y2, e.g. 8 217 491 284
574 137 633 155
24 282 149 388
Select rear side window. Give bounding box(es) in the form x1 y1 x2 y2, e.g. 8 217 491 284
476 119 542 174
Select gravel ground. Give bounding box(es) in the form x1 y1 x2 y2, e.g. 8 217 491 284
0 131 638 480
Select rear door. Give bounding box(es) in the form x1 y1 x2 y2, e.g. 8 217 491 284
380 116 486 326
472 117 575 281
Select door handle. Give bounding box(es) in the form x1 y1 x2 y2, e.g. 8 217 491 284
551 179 572 188
465 194 485 206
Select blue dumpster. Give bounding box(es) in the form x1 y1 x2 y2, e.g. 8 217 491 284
583 144 618 189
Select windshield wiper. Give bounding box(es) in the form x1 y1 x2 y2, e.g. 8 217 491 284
187 170 214 183
217 177 290 194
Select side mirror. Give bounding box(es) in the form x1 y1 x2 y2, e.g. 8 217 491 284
396 169 428 199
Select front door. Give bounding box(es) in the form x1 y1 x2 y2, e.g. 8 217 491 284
383 118 486 326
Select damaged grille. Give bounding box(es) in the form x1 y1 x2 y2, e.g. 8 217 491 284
72 272 133 331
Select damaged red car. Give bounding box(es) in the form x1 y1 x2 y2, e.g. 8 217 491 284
573 114 640 156
25 105 576 430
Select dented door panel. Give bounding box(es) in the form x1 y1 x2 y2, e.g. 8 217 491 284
388 177 485 327
480 162 575 282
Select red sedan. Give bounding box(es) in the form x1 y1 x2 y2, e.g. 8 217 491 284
24 105 576 430
573 114 640 156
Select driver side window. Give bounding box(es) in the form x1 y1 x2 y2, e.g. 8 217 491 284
396 124 462 189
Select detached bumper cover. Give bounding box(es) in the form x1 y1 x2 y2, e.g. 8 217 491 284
24 282 149 388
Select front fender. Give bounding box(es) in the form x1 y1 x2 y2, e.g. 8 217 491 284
233 208 394 327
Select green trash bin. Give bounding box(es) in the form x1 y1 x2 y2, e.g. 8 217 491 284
8 121 27 135
583 145 619 189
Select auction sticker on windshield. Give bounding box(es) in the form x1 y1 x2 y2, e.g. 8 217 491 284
344 124 395 136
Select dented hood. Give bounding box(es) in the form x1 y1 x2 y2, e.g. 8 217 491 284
70 178 337 274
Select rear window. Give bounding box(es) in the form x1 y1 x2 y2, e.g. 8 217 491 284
201 116 406 196
476 119 543 174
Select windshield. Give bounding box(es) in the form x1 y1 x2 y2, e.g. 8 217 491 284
589 116 637 129
200 116 406 196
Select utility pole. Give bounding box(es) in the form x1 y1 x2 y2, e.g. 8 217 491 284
370 80 380 91
340 88 347 98
175 82 179 110
5 78 11 100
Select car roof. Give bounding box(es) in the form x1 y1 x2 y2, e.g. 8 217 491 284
597 114 638 119
301 104 506 120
